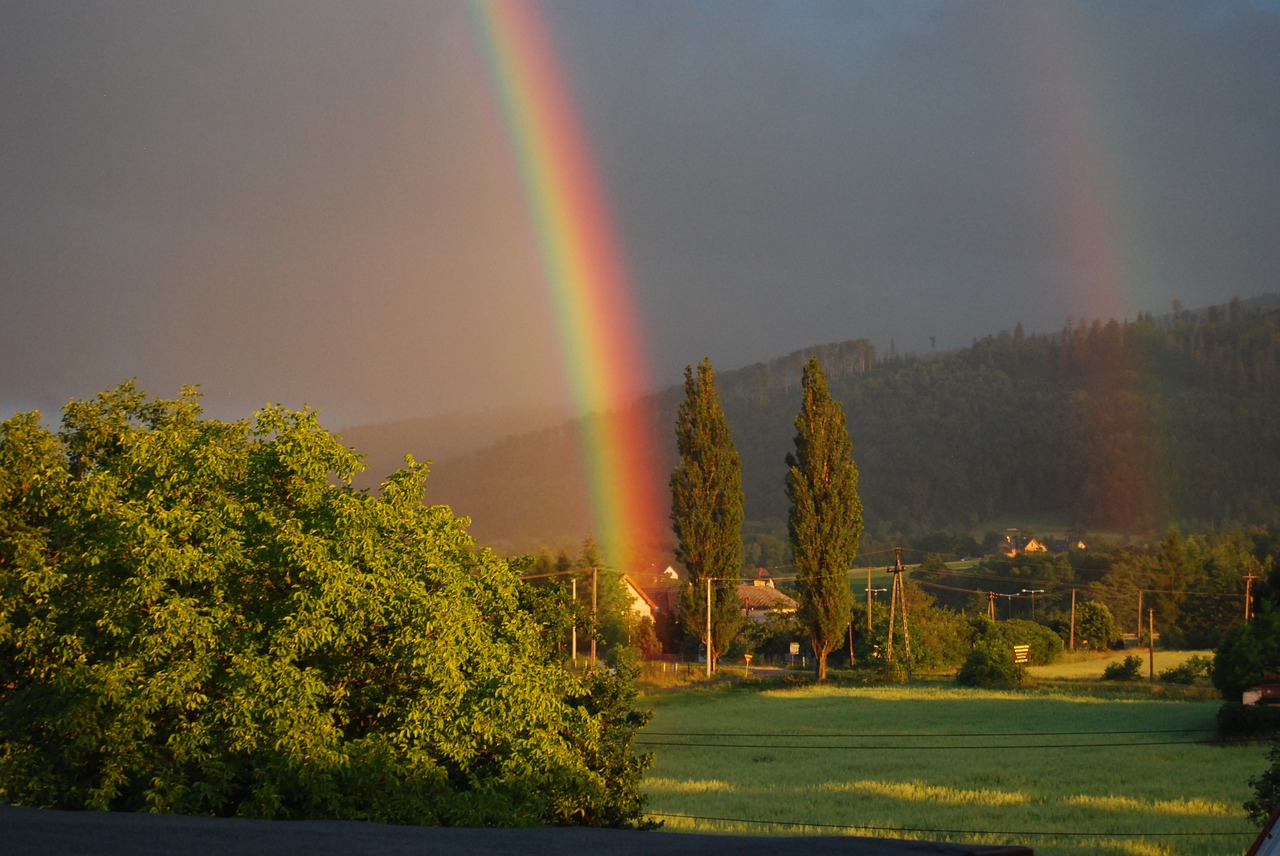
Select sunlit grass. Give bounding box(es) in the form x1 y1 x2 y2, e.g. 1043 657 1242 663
1063 794 1234 817
813 778 1031 806
639 682 1264 856
645 777 736 794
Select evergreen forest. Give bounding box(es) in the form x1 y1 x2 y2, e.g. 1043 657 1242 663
354 296 1280 557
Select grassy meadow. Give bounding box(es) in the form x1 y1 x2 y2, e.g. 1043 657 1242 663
637 682 1267 855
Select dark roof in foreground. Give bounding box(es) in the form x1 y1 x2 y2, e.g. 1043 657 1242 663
1 805 1033 856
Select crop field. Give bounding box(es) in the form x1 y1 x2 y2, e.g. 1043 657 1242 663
637 682 1267 855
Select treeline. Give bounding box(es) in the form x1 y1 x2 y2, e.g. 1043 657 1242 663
908 526 1279 650
726 296 1280 537
373 296 1280 558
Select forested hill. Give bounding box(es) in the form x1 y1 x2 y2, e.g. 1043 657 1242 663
351 296 1280 556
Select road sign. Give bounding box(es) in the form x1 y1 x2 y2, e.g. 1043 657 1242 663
1013 644 1031 664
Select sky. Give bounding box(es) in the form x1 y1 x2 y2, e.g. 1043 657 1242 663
3 0 1279 429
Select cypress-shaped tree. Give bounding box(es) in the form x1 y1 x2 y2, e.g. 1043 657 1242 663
670 358 744 670
787 356 862 681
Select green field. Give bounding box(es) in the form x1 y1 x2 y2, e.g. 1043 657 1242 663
638 682 1267 855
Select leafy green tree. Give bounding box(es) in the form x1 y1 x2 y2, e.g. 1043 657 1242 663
787 356 862 681
1075 600 1122 650
1213 604 1280 701
670 359 744 669
0 384 651 826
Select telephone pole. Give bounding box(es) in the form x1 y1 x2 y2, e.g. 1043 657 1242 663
571 578 578 667
1069 589 1077 652
590 567 598 669
1245 574 1258 622
705 576 713 678
885 547 913 682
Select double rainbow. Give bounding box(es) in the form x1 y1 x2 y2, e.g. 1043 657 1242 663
469 1 667 569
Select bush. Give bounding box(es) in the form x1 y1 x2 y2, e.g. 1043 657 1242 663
956 641 1027 687
967 616 1063 666
1102 655 1145 681
1217 702 1280 739
1159 654 1213 685
1246 740 1280 826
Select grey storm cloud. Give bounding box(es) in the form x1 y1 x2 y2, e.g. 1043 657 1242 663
3 0 1278 428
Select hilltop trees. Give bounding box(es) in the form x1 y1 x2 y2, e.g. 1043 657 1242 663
0 384 651 827
670 359 744 670
786 356 862 681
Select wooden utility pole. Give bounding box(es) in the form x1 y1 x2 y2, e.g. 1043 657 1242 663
1148 608 1155 679
590 567 598 669
1069 589 1077 652
705 577 713 678
885 547 913 682
867 567 873 633
1136 591 1143 643
571 578 578 667
987 590 996 621
1245 574 1258 622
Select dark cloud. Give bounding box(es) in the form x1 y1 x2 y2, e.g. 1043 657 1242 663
3 1 1278 427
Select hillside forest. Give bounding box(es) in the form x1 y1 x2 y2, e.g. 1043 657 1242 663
346 296 1280 560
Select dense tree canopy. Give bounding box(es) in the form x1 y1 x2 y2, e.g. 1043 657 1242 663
0 384 650 826
670 359 743 667
786 356 861 681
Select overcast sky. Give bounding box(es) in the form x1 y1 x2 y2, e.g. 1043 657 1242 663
3 1 1279 429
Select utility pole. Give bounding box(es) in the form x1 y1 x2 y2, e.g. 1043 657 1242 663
705 576 713 678
591 567 598 669
1069 589 1077 652
867 567 873 633
1136 591 1143 643
987 590 996 621
1245 574 1258 622
571 577 578 667
1148 608 1155 680
885 547 913 682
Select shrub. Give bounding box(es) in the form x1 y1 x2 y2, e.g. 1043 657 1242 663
1102 655 1145 681
1246 740 1280 827
957 641 1027 687
1217 702 1280 739
1159 654 1213 685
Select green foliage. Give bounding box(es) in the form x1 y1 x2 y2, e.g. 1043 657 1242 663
786 357 861 681
1213 604 1280 701
956 641 1026 687
1075 600 1122 651
966 617 1062 667
0 384 651 826
1158 654 1213 685
1217 702 1280 739
1246 740 1280 827
1102 655 1145 681
670 359 744 667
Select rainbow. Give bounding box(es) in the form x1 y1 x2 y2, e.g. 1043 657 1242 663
468 0 667 569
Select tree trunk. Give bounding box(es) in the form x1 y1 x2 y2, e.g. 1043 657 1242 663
815 644 828 681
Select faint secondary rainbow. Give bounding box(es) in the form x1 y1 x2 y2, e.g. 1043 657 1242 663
468 0 667 568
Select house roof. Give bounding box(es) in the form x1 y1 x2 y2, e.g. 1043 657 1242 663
738 584 797 611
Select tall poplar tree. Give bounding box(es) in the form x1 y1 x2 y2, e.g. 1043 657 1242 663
670 358 743 670
787 356 862 681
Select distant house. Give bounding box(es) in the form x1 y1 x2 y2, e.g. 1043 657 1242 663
1049 538 1088 553
737 579 797 622
1243 683 1280 706
999 535 1047 557
621 575 659 620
